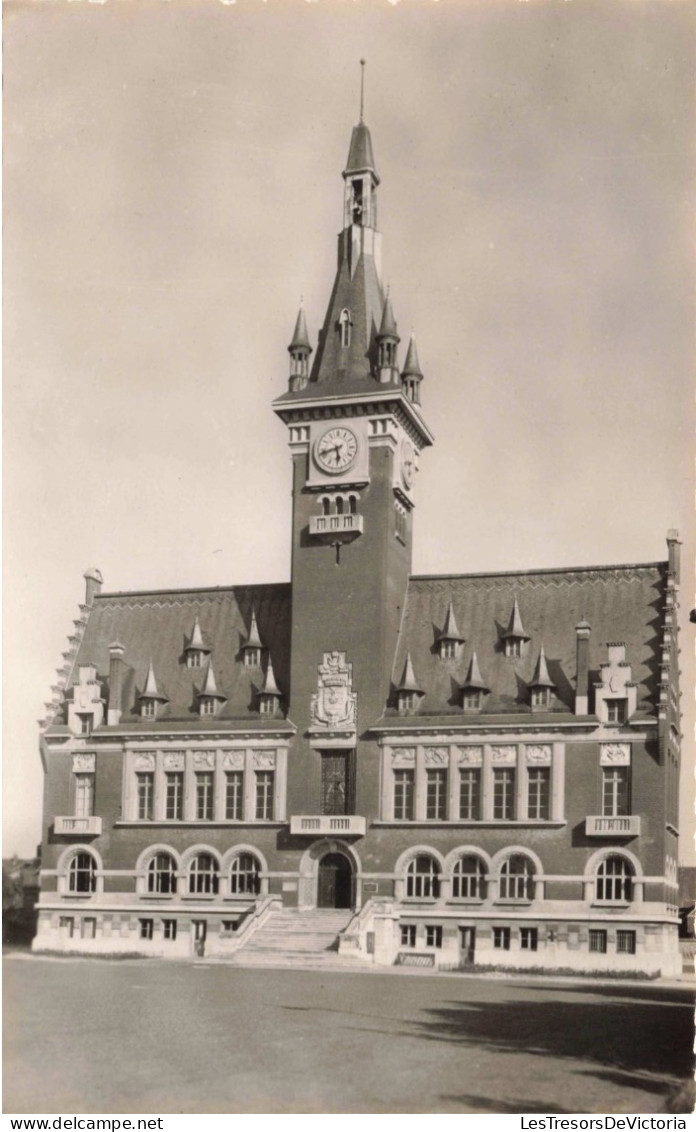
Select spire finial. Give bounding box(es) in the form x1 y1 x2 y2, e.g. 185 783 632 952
359 59 366 122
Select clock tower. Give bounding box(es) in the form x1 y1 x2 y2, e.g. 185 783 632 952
273 107 433 824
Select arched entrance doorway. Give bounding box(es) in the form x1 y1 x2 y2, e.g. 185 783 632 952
317 851 353 909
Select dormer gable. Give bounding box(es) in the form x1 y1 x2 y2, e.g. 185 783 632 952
395 652 424 715
528 644 557 711
197 661 226 717
502 597 531 659
436 600 465 660
241 609 265 668
184 616 211 668
67 663 104 736
258 657 282 716
460 650 489 712
594 642 637 724
138 660 169 719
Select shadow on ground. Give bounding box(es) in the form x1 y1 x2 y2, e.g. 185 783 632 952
411 987 696 1111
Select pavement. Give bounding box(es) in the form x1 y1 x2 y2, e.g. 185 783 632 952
4 953 695 1114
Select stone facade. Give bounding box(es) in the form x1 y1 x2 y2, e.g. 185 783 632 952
34 110 682 977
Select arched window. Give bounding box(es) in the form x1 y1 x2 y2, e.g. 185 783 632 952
451 855 486 900
68 852 96 894
406 855 440 899
348 495 357 515
322 497 331 517
188 853 219 895
336 497 344 516
499 855 534 901
229 853 261 896
596 855 633 903
339 309 352 348
147 852 177 895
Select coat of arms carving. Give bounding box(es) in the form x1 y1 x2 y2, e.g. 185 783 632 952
310 652 357 730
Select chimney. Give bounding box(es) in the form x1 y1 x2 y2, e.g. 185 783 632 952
108 641 125 725
667 529 681 584
84 568 103 607
574 619 591 715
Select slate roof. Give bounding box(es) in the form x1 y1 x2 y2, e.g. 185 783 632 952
50 584 292 733
344 122 379 181
382 562 666 724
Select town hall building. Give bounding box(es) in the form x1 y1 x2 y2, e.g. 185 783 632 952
33 105 683 975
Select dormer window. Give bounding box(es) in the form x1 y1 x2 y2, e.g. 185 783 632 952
339 309 352 348
200 697 217 717
397 690 419 715
462 689 484 712
439 640 458 660
244 648 262 668
141 700 157 719
502 597 530 660
242 608 265 668
187 650 204 669
259 695 277 716
531 687 552 710
505 638 523 659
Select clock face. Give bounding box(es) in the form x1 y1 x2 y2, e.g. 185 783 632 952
401 438 415 489
315 427 359 474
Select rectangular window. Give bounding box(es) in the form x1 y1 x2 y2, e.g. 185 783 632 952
255 771 274 820
493 769 516 820
616 930 636 955
81 917 96 940
221 920 237 933
136 772 154 820
425 925 443 948
59 916 74 938
602 767 629 817
493 927 511 950
321 753 353 816
606 699 627 724
74 773 95 818
163 919 177 941
195 772 214 820
139 919 154 941
459 768 481 820
589 929 607 954
426 769 447 820
520 927 538 951
400 924 416 948
527 768 550 820
225 772 243 820
394 770 415 821
165 773 184 821
78 714 92 736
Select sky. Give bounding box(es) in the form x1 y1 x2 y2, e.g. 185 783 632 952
4 0 695 860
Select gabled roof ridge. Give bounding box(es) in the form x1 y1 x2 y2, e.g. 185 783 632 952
97 581 291 600
409 560 666 583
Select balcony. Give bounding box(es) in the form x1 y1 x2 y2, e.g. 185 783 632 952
54 816 103 836
290 815 366 836
308 514 364 541
585 815 641 837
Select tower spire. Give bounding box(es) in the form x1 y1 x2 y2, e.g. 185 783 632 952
359 59 366 123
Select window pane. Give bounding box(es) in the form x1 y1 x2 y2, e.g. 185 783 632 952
527 768 550 820
426 769 447 820
195 773 214 820
255 772 274 820
406 855 439 899
225 772 243 820
74 773 94 818
394 770 415 821
148 853 176 894
136 773 154 820
165 773 184 821
493 769 515 820
602 768 629 817
69 852 95 893
459 769 481 820
229 853 260 895
189 854 218 894
452 856 485 899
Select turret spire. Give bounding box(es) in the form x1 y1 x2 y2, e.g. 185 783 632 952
359 59 365 123
288 302 312 392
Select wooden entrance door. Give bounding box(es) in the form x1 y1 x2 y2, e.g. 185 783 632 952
317 852 352 909
459 926 476 965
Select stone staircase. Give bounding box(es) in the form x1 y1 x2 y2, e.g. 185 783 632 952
219 908 361 968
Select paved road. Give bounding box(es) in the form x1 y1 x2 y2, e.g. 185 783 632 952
4 956 695 1114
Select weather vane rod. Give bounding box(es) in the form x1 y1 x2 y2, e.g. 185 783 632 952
360 59 366 122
